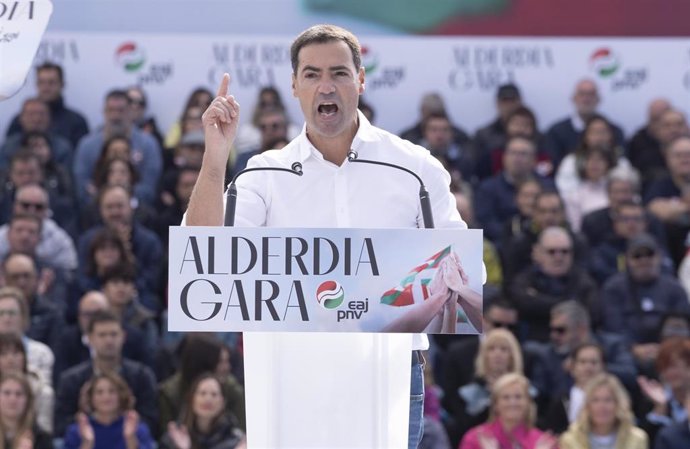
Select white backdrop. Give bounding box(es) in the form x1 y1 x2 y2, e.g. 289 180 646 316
2 32 690 140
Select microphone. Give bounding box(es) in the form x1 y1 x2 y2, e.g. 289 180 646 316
224 162 303 226
347 150 435 229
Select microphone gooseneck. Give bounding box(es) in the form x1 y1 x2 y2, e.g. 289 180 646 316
347 150 435 229
224 162 304 226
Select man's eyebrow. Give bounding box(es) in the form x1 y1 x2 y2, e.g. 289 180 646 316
301 65 321 73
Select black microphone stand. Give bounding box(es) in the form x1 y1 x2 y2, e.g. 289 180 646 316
224 162 303 226
347 151 435 229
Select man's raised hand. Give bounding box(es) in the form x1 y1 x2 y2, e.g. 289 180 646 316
201 73 240 168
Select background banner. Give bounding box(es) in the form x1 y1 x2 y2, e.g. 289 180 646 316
167 226 484 334
2 32 689 141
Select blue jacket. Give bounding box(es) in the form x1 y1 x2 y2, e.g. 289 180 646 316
63 415 154 449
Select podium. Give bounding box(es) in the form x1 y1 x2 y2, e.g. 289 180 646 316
168 226 483 448
244 333 412 448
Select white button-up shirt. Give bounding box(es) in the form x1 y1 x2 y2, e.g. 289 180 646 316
231 112 469 350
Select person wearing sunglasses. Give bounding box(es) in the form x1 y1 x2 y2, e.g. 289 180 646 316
600 233 690 368
509 226 598 343
528 301 636 411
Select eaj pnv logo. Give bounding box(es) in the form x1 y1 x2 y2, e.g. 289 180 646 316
316 281 345 309
115 42 146 72
589 48 619 78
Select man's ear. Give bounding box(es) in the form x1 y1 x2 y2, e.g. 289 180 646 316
358 67 366 94
292 73 297 97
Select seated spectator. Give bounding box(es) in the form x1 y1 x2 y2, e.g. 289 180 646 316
155 167 199 247
232 107 291 177
420 112 475 186
501 178 542 245
509 227 597 342
478 106 552 180
55 310 158 436
21 131 75 202
559 373 648 449
164 87 212 150
474 136 554 244
0 184 77 272
63 372 154 449
545 78 625 170
3 253 64 350
637 338 690 443
158 334 245 433
645 135 690 267
234 86 299 155
581 170 666 248
0 372 53 449
0 151 76 232
562 146 618 232
555 114 633 196
527 301 636 401
5 62 89 147
101 265 158 353
53 291 151 384
159 373 246 449
127 85 164 149
473 83 524 171
399 92 471 147
0 333 54 433
73 89 162 206
0 97 72 169
654 388 690 449
459 372 556 449
627 99 671 184
0 287 54 386
541 343 606 434
500 190 590 289
448 329 529 445
600 234 690 367
78 185 162 309
588 200 673 285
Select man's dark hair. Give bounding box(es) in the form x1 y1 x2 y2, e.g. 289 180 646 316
9 213 42 232
101 264 136 285
291 24 361 74
422 112 450 134
87 309 122 334
36 62 64 83
105 89 131 105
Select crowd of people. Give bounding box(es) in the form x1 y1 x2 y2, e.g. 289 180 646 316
1 59 690 449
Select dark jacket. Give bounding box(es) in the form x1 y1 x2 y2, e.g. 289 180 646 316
7 96 89 147
55 359 158 436
654 419 690 449
159 415 243 449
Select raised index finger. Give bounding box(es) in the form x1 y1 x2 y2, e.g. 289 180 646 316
216 73 230 97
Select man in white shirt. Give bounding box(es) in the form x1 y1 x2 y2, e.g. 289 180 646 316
186 24 472 448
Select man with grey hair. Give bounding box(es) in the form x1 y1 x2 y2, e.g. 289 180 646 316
527 300 636 401
399 91 470 146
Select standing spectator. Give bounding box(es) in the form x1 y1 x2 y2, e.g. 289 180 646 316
559 373 648 449
627 99 671 184
420 112 474 185
164 88 213 150
545 79 625 170
127 86 164 149
5 62 89 147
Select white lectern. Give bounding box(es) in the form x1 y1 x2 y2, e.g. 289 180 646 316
244 333 412 449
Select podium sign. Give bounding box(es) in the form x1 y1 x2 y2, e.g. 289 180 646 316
168 226 483 334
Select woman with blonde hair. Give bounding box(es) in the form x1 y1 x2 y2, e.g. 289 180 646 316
459 372 556 449
450 328 529 442
0 372 52 449
560 373 647 449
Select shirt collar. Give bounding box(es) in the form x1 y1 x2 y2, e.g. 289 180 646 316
295 110 378 164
